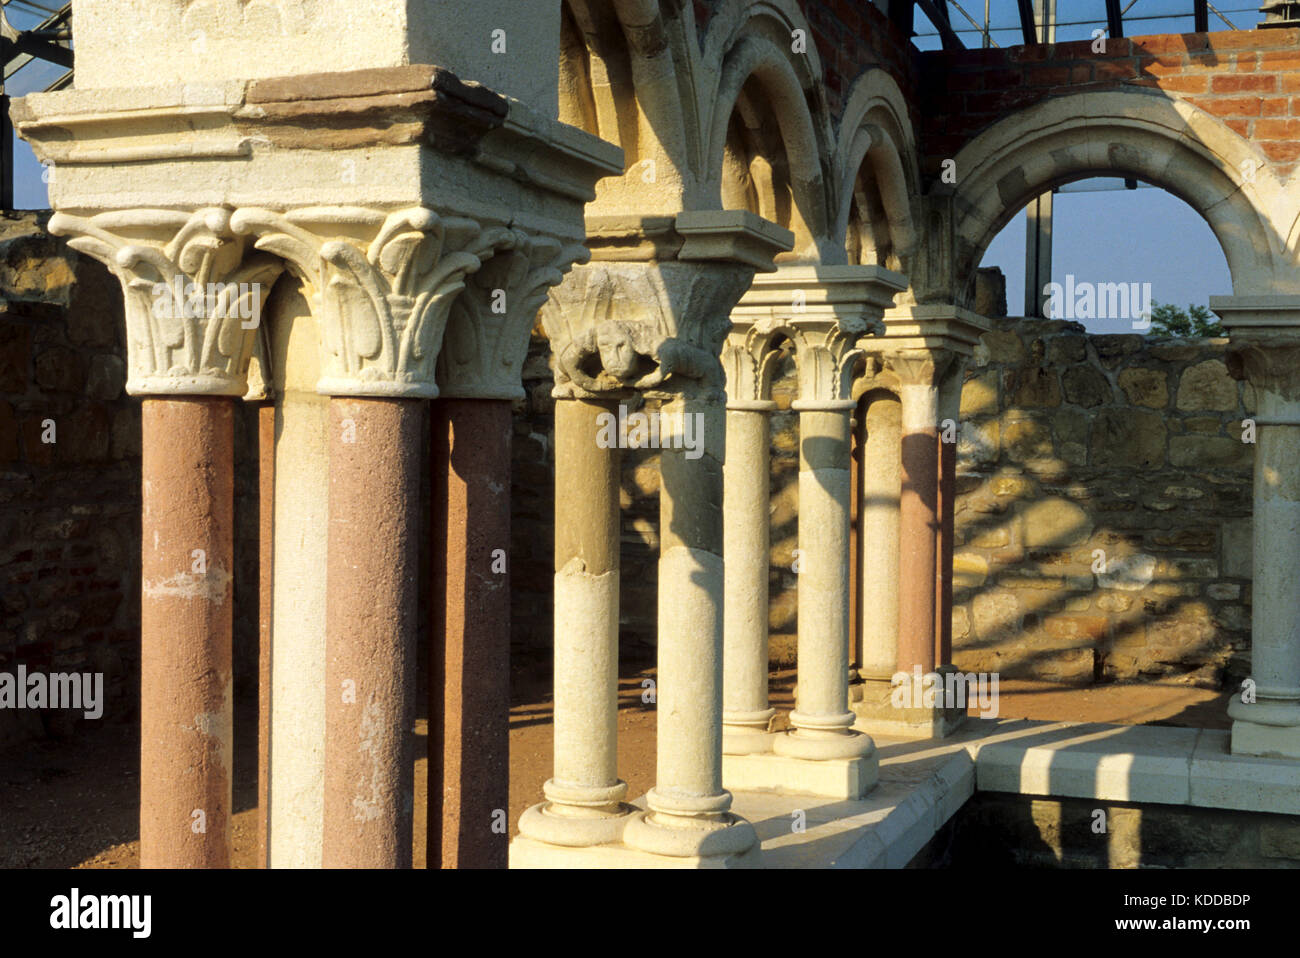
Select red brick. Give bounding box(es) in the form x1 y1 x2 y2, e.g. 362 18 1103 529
1131 33 1208 57
1155 75 1209 94
1206 29 1300 52
1093 58 1139 81
1255 117 1300 138
1235 54 1257 73
1224 119 1250 137
985 68 1022 88
1261 97 1289 116
1025 65 1072 86
1187 96 1262 118
1007 44 1051 64
1259 140 1300 163
1259 50 1300 70
947 69 982 93
1293 96 1300 114
1211 74 1278 93
1284 74 1300 92
1135 55 1188 75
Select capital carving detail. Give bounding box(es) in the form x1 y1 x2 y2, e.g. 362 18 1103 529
438 233 590 400
51 208 283 397
1227 341 1300 403
231 206 515 398
541 262 749 402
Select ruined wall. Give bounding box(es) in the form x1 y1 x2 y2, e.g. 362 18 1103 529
0 215 261 747
951 316 1254 687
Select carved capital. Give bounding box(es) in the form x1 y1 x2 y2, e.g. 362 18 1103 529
885 348 956 389
541 260 752 402
1227 342 1300 402
50 207 282 397
231 206 514 397
438 232 590 400
1212 295 1300 406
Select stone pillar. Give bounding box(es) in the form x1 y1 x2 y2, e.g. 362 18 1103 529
721 400 778 754
893 350 948 679
429 398 513 868
516 397 630 846
623 391 761 858
140 397 235 868
774 398 872 761
857 391 902 682
46 208 280 869
1213 296 1300 759
935 357 966 669
256 398 274 870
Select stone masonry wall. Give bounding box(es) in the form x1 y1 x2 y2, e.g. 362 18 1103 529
951 317 1254 687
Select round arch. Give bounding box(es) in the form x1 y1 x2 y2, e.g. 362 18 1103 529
949 89 1297 304
700 0 837 261
835 70 920 270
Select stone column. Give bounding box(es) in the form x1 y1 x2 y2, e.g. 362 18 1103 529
892 350 948 678
935 357 966 669
432 234 593 868
858 390 902 682
140 397 236 868
1213 296 1300 759
517 397 631 845
720 332 779 755
429 398 513 869
322 397 422 868
776 398 872 759
48 208 280 869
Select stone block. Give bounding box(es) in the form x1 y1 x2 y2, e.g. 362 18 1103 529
1176 359 1238 411
1089 408 1165 468
1061 366 1112 407
1117 366 1168 408
1020 497 1092 547
1190 730 1300 814
1169 435 1250 470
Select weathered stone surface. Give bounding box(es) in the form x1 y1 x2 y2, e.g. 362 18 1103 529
1020 497 1092 547
1002 417 1053 460
1169 435 1251 470
960 370 999 417
982 329 1025 364
1092 334 1143 367
1008 366 1061 407
1061 366 1112 407
1117 367 1168 408
1046 335 1086 364
1176 360 1238 411
1089 409 1165 468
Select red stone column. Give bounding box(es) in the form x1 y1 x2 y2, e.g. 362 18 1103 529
323 397 422 869
429 398 512 869
257 401 274 869
935 428 956 668
893 353 948 677
139 397 235 869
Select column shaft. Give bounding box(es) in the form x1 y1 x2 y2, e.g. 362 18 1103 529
139 397 234 869
256 401 274 869
430 398 512 869
935 427 957 668
859 395 902 678
517 398 629 847
898 381 941 675
323 398 421 868
723 406 776 753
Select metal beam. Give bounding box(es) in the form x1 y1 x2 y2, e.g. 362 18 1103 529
917 0 964 49
1194 0 1209 32
1105 0 1124 38
1016 0 1038 45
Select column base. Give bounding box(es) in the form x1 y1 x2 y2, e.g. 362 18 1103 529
620 809 759 860
722 710 778 755
849 672 968 739
516 800 637 847
1230 721 1300 760
723 748 878 799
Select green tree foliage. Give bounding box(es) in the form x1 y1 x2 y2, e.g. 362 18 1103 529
1146 301 1223 338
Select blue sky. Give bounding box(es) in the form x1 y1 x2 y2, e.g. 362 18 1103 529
5 0 1243 330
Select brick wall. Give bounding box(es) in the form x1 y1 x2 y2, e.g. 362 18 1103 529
918 27 1300 181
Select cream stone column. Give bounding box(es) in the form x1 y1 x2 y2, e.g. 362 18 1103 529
724 267 905 798
857 383 903 684
1213 296 1300 760
515 211 791 867
720 332 780 755
49 208 280 868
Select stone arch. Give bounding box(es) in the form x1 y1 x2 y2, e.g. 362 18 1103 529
558 0 695 212
835 70 920 272
701 0 836 261
949 89 1297 306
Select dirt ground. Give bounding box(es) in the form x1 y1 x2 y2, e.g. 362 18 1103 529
0 648 1230 868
